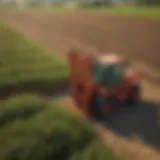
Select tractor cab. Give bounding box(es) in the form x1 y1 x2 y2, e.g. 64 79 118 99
93 54 128 90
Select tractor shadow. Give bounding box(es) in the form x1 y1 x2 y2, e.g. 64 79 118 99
95 100 160 150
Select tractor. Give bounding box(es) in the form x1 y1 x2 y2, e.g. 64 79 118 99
68 50 140 118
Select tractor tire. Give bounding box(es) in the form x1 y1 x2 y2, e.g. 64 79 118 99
126 84 140 105
90 92 103 119
90 92 113 120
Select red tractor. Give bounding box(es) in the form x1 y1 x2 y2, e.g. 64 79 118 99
68 50 140 118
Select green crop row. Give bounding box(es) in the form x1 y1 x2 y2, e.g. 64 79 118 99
0 94 118 160
0 94 49 126
0 63 67 86
0 23 68 93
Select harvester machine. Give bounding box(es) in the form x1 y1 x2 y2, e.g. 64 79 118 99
68 50 140 118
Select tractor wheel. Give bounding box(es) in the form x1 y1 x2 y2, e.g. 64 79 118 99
90 93 114 120
90 92 103 119
126 84 140 105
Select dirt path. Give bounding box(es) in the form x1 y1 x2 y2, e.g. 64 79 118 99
0 10 159 160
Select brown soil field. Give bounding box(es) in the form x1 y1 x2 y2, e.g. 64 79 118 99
0 10 160 160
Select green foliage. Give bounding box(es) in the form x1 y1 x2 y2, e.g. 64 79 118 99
0 94 49 127
79 1 112 8
76 5 160 19
0 95 118 160
69 140 117 160
136 0 160 5
0 24 68 88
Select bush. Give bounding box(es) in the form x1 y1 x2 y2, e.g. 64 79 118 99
0 95 118 160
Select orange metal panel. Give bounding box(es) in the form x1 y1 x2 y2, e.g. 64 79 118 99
68 51 94 116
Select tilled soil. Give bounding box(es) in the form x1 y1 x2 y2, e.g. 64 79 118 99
0 11 160 68
0 10 160 160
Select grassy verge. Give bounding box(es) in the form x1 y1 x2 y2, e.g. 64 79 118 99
0 94 118 160
2 4 160 19
26 5 160 19
0 24 69 98
85 6 160 19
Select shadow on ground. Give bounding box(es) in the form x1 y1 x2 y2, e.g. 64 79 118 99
0 79 69 100
96 101 160 150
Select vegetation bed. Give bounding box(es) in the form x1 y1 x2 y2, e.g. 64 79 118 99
0 24 69 98
0 94 118 160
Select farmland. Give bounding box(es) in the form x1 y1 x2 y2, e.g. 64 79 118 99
49 6 160 19
0 23 68 98
0 8 160 160
0 94 118 160
0 21 118 160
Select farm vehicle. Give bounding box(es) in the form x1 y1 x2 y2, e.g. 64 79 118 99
68 50 141 118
